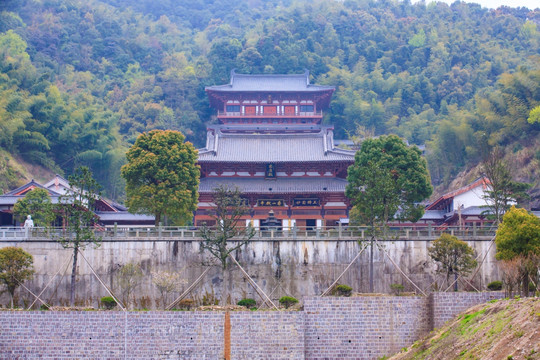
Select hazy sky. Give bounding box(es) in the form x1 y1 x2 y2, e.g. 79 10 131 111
427 0 539 10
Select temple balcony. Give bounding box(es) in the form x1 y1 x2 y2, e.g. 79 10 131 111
217 110 323 118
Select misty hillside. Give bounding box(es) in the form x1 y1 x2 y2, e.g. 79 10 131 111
0 0 539 201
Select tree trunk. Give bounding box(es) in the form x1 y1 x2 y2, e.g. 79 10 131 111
70 246 79 307
369 237 374 293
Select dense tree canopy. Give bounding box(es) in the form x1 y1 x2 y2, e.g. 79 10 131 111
0 0 539 199
496 206 540 261
13 188 55 226
0 246 34 308
121 130 199 225
346 135 432 229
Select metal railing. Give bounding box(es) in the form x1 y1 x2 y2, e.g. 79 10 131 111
0 225 497 241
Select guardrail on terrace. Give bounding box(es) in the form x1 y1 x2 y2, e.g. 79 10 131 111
0 225 497 241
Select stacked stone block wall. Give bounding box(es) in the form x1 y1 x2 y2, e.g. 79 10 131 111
230 312 305 359
0 293 503 359
430 292 504 329
304 296 431 360
1 311 224 359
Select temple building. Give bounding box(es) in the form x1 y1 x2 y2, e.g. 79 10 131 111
195 70 356 229
0 175 154 227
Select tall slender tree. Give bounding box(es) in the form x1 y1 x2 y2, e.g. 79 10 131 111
56 166 102 307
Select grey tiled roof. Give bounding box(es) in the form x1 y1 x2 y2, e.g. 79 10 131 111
198 127 356 163
420 210 446 220
206 70 334 92
199 177 348 194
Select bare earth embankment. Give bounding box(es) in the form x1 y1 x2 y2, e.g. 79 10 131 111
389 297 540 360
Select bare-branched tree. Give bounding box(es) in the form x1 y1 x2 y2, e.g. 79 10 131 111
200 185 255 269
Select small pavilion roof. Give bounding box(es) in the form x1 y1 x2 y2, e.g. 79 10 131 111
199 177 348 194
198 126 355 163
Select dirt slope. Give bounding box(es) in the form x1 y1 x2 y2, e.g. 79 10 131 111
388 297 540 360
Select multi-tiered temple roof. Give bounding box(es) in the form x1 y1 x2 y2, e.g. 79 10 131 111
196 71 355 228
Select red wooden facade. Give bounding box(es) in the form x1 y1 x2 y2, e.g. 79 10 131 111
197 71 355 228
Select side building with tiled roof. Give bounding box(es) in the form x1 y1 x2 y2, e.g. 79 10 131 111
197 70 355 229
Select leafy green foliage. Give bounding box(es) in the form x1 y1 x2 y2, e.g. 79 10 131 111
390 283 405 295
100 296 118 310
346 135 432 235
237 298 257 309
278 296 298 309
496 206 540 261
0 0 539 198
487 280 503 291
121 130 199 226
428 233 477 290
13 188 55 226
0 246 34 308
334 284 353 297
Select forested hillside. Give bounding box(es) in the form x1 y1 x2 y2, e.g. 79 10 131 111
1 0 539 201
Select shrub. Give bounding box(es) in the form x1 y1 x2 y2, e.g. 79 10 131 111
335 284 352 297
390 283 404 295
178 299 194 310
487 280 503 291
279 296 298 309
40 304 49 311
237 298 256 309
101 296 117 310
529 282 536 292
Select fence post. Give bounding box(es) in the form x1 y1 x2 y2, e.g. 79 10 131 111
428 224 432 238
158 222 162 239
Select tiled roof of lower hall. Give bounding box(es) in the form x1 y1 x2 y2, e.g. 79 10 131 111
198 126 356 163
199 177 348 194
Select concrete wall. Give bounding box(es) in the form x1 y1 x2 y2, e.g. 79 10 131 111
0 238 500 308
0 293 503 359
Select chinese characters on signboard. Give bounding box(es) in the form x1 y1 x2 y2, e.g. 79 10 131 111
293 198 320 207
256 199 284 207
265 163 276 179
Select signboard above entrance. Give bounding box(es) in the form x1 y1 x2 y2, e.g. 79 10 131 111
257 199 284 207
293 198 320 207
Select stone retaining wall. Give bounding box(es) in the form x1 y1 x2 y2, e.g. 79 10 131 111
430 292 505 328
0 293 503 359
0 238 500 307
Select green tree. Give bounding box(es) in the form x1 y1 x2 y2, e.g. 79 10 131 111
346 135 432 226
428 233 477 291
0 246 34 308
200 185 255 269
495 206 540 295
346 135 432 292
121 130 200 226
56 166 102 307
13 188 55 227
